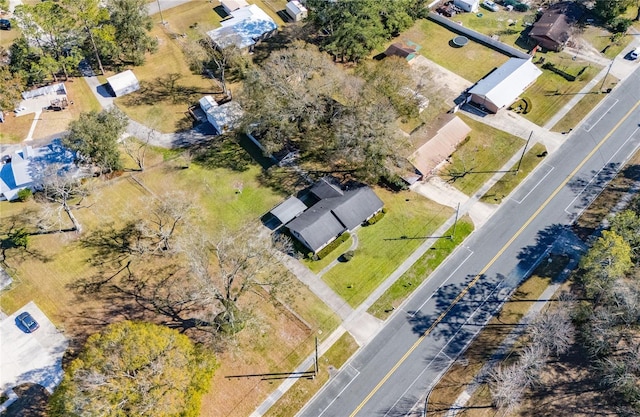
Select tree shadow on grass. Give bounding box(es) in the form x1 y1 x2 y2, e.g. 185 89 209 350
191 134 254 172
122 73 222 107
2 383 49 417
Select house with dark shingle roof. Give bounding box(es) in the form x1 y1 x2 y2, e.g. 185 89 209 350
528 2 581 52
269 177 384 254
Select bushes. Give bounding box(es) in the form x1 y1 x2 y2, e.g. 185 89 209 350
16 188 32 202
315 232 351 260
542 62 578 82
366 209 386 226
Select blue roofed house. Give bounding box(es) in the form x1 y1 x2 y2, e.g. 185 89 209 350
207 4 278 51
0 140 79 201
274 177 384 254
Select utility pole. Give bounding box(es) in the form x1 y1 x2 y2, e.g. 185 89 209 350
515 131 533 174
314 337 319 378
450 203 460 240
600 57 614 92
156 0 166 25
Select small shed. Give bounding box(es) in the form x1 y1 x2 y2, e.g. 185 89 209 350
107 70 140 97
454 0 479 13
384 43 417 61
221 0 249 14
286 0 308 22
199 95 244 135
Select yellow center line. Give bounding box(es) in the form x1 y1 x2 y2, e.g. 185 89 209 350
348 99 640 417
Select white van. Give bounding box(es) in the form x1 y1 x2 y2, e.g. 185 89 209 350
482 0 500 11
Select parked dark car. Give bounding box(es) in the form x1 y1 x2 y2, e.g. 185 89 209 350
16 312 40 333
0 19 11 30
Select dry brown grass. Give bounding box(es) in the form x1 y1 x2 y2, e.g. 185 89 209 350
0 147 341 415
427 255 569 416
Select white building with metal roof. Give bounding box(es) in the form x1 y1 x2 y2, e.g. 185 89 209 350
467 58 542 113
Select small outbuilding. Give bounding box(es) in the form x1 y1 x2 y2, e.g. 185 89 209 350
199 95 244 135
286 0 308 22
384 43 418 61
454 0 479 13
220 0 249 14
106 70 140 97
467 58 542 113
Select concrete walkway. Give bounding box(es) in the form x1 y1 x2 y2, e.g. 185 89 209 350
317 233 359 277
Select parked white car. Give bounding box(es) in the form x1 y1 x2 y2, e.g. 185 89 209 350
482 0 500 11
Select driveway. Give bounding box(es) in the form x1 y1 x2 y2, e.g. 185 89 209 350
0 302 68 394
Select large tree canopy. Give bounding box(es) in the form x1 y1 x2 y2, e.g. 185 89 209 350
108 0 158 65
50 321 216 417
240 42 412 184
306 0 420 62
63 108 128 173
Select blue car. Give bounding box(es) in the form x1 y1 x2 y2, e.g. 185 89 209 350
17 312 40 333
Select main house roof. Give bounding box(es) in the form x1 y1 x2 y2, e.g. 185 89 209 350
283 179 384 252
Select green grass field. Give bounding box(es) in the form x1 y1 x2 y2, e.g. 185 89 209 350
321 188 453 308
399 19 510 82
480 142 547 204
368 219 474 319
451 9 530 50
440 115 524 196
521 55 602 126
550 75 619 133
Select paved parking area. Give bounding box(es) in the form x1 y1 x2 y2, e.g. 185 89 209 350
0 302 68 394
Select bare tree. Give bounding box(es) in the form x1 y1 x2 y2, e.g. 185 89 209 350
187 226 293 334
135 191 193 254
39 168 92 234
489 363 527 414
122 134 151 171
529 307 574 357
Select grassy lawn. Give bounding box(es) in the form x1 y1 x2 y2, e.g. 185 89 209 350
480 142 547 204
521 54 602 126
427 255 570 416
115 3 224 133
322 188 454 308
0 144 344 416
578 25 632 59
399 19 510 82
439 115 524 196
452 10 531 51
263 332 358 417
550 75 619 133
0 22 20 49
304 235 353 273
0 112 34 144
368 219 474 320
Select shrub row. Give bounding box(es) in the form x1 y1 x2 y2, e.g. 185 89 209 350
542 62 583 82
366 208 387 226
313 231 351 260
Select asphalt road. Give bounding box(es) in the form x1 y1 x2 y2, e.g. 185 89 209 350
300 66 640 417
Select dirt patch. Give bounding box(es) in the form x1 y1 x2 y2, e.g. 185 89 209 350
518 342 620 417
410 55 472 106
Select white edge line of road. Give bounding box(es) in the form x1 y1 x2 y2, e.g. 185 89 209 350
316 365 361 417
564 127 640 215
513 163 555 205
409 248 474 318
584 99 619 132
385 275 510 417
400 243 554 417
